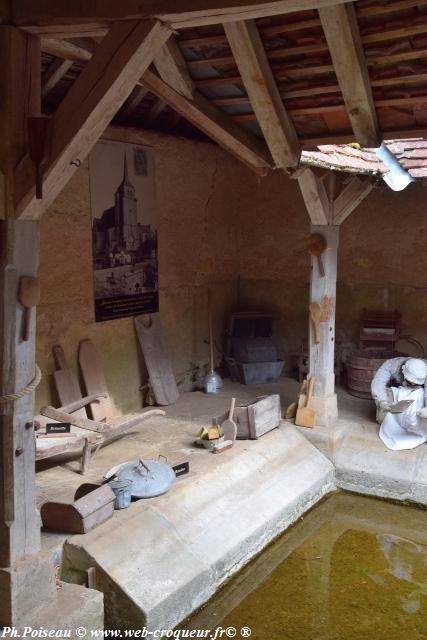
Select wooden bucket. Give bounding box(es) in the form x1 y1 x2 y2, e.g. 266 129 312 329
346 350 405 399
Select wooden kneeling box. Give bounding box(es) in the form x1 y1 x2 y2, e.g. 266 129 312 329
41 484 115 534
217 394 281 439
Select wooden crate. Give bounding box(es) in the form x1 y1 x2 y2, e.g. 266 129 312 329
216 394 281 440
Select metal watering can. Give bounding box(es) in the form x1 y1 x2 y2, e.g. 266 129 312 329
109 478 132 509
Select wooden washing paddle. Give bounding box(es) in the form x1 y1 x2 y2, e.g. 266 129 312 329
222 397 237 442
309 302 321 344
295 377 316 428
306 233 326 277
19 276 40 341
285 379 307 419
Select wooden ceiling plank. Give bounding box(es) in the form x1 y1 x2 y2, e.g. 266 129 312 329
15 19 172 219
319 3 380 148
153 36 195 100
333 176 373 225
41 56 73 98
142 68 272 175
224 19 300 168
297 167 329 225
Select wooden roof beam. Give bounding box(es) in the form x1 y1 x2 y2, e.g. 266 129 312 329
38 36 272 176
319 3 380 148
11 0 355 31
41 56 73 99
332 176 373 225
224 19 300 168
142 69 272 175
15 19 172 219
153 36 195 100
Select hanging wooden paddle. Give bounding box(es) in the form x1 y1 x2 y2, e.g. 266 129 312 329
309 302 321 344
306 233 326 277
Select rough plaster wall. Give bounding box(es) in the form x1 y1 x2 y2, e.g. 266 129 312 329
337 182 427 357
36 129 246 414
237 176 427 371
36 125 427 413
235 171 311 373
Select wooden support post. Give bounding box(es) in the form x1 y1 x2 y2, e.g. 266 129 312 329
308 225 339 427
0 27 57 627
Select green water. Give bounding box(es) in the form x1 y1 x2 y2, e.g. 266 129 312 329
187 493 427 640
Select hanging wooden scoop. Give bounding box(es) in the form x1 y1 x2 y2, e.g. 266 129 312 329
309 302 321 344
306 233 326 277
18 276 40 341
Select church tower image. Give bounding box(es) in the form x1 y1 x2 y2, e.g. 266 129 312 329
114 153 138 253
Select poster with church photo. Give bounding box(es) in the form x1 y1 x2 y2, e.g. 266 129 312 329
89 140 159 322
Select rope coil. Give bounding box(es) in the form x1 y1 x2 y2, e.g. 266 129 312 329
0 365 42 403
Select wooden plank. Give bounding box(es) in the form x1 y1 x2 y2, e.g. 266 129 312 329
224 19 300 168
333 176 373 225
15 19 172 220
53 369 87 419
134 315 179 406
297 168 329 225
78 339 114 422
10 0 355 31
42 57 73 99
319 3 380 148
142 69 272 175
154 36 195 100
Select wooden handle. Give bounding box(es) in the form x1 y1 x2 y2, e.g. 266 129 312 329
306 377 315 408
316 255 325 277
23 308 31 341
208 288 214 371
229 397 236 420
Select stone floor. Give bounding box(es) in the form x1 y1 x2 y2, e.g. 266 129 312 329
35 378 427 629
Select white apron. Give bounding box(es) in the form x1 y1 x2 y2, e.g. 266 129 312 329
379 386 427 451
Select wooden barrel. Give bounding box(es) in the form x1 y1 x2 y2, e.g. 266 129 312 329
346 350 406 399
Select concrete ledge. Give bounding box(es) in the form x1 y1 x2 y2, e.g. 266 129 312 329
63 425 335 630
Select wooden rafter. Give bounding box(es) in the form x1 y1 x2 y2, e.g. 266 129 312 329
15 19 172 219
154 36 194 100
142 69 272 175
224 19 300 168
41 56 73 98
38 37 272 176
332 176 373 225
10 0 355 32
318 3 380 148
